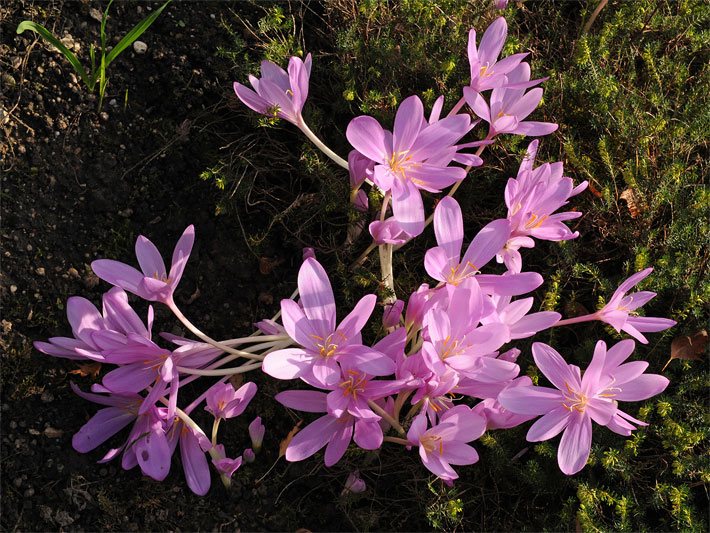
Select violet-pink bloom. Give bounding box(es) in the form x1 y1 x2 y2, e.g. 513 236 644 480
498 340 669 475
467 17 528 93
348 150 374 188
233 54 312 126
120 406 173 481
325 362 400 421
369 217 413 245
69 383 141 454
248 416 265 452
421 280 514 381
262 258 394 387
595 268 676 344
34 287 152 361
276 390 384 465
407 406 487 482
254 318 286 336
347 95 475 236
212 444 243 479
342 471 367 495
498 140 588 272
425 197 511 286
243 448 256 463
494 0 508 9
465 63 557 138
92 225 195 304
205 381 257 420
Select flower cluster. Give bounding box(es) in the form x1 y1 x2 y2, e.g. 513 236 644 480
37 16 676 494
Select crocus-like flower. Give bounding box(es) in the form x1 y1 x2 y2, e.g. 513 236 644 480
498 340 669 475
482 295 561 342
407 406 487 482
34 287 152 361
595 268 676 343
262 258 394 386
248 416 265 452
369 217 413 245
92 225 195 304
467 17 528 93
169 419 212 496
347 95 475 236
465 63 557 138
472 377 536 430
211 444 243 479
425 197 511 286
342 471 367 495
243 448 256 463
276 390 384 466
234 55 312 126
498 140 588 272
205 382 257 420
383 299 405 329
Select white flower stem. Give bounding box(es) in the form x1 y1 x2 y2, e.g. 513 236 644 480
176 361 263 376
297 120 350 169
167 300 263 361
553 313 600 327
367 399 406 436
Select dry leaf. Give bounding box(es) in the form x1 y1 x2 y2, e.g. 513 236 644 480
44 426 64 438
620 188 644 218
259 256 284 275
69 361 102 379
279 421 302 458
587 181 603 198
662 330 708 371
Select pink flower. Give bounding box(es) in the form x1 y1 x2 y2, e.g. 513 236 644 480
262 258 394 387
383 299 405 329
596 268 676 344
465 63 557 138
34 287 152 361
342 471 367 495
467 17 528 93
407 406 487 482
498 140 587 272
92 225 195 304
347 95 476 237
498 340 669 475
170 420 213 496
472 377 536 430
369 217 413 245
234 55 312 126
425 197 511 285
482 295 561 342
276 390 384 466
211 444 243 479
205 382 257 420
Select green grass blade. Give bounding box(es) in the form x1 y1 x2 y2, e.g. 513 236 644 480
105 0 172 67
16 20 92 89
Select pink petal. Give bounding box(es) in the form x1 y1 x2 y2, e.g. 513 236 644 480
393 95 424 153
434 197 464 264
336 294 376 341
354 419 383 450
324 421 354 466
67 297 104 345
463 87 490 122
513 121 558 136
275 390 328 413
285 415 339 462
298 258 337 336
233 82 269 115
442 441 479 466
526 406 570 441
168 225 195 289
91 260 143 293
346 116 388 163
532 342 581 391
280 299 319 350
391 179 425 237
262 348 312 380
72 407 135 453
180 429 211 496
557 413 592 475
498 385 564 415
135 236 166 279
616 374 669 402
478 17 507 66
135 427 172 481
461 219 512 272
424 246 451 283
476 272 544 295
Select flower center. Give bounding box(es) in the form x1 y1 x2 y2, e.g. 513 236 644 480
562 383 589 412
524 213 549 230
311 334 339 358
479 63 493 78
445 261 478 285
440 335 469 360
420 433 444 455
152 272 170 283
339 370 367 399
388 150 416 180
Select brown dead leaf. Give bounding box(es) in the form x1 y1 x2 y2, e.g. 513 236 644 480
587 181 603 198
44 426 64 438
662 330 708 371
279 421 302 458
69 361 102 379
259 256 284 275
620 188 644 218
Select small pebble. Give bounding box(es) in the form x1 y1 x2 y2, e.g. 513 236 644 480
10 285 17 293
99 112 109 121
35 267 45 276
40 390 54 403
109 98 117 107
24 487 35 498
26 244 32 251
133 41 148 54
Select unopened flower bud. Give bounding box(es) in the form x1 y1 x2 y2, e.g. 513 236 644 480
248 416 265 453
383 299 404 329
342 471 366 495
243 448 256 463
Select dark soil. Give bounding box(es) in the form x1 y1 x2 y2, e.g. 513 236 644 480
1 2 399 531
